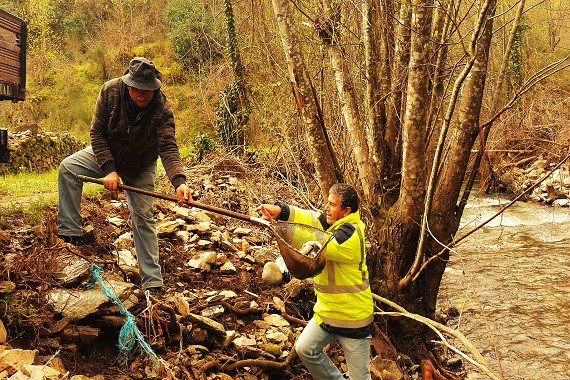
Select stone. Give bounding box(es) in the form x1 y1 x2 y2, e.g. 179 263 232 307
233 228 252 237
262 262 283 286
193 211 212 223
263 314 290 327
244 235 263 244
445 357 463 369
107 217 125 228
61 325 100 346
113 232 133 250
232 336 257 347
46 280 134 321
210 231 222 244
266 331 288 343
52 254 91 287
173 206 193 221
186 345 209 355
94 316 125 328
117 249 137 267
190 327 208 344
174 293 191 317
202 251 218 265
157 220 180 236
220 239 238 252
275 256 288 273
49 318 70 335
370 357 403 380
197 239 213 249
253 320 270 329
12 364 62 379
200 305 225 319
219 262 236 274
176 231 190 243
284 278 306 297
186 313 226 336
219 330 237 348
0 349 38 375
218 290 237 299
0 320 6 344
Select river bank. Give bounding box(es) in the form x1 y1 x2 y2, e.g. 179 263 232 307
439 193 570 379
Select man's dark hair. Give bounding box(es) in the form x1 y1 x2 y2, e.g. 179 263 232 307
329 183 359 213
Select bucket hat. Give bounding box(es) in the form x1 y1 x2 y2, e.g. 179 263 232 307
121 57 162 90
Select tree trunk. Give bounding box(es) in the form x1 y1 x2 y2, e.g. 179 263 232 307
374 0 434 307
271 0 343 199
362 0 389 177
427 0 498 312
319 6 375 203
385 1 411 175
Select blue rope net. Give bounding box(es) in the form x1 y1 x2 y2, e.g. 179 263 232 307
89 264 159 363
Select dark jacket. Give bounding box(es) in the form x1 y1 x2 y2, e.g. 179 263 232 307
90 78 186 188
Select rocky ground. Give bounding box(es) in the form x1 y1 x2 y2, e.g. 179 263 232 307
3 149 567 379
2 153 458 380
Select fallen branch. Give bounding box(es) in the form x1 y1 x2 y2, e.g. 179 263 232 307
199 343 297 373
372 293 502 380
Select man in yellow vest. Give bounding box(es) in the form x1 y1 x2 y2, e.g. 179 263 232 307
257 183 373 380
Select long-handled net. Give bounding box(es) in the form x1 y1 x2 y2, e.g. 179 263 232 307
78 176 334 279
270 221 333 279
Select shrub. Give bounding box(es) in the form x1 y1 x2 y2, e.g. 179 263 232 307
163 0 225 72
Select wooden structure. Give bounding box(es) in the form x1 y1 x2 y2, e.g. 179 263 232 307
0 9 26 163
0 8 26 102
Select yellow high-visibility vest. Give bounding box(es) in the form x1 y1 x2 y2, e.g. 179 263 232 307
286 206 374 328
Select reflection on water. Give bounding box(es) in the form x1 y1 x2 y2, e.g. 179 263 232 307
438 196 570 379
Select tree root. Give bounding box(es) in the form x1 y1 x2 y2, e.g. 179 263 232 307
199 346 297 374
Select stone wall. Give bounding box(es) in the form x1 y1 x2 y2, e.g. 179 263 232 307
0 130 85 175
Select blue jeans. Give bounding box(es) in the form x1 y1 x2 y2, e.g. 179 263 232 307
296 318 372 380
57 146 162 290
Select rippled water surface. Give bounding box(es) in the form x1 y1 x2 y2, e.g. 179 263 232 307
438 195 570 379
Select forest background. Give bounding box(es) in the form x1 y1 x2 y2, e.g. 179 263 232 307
0 0 569 376
1 0 566 162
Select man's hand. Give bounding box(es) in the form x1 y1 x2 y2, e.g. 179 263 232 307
176 183 193 207
255 204 281 222
103 171 120 192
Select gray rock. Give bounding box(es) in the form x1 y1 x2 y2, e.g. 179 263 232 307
263 314 290 327
46 280 134 321
117 249 137 267
174 293 191 317
233 228 252 237
232 335 257 347
52 254 91 287
197 239 213 249
370 357 403 380
157 220 180 236
61 325 100 346
262 262 283 286
186 313 226 336
107 217 125 227
200 305 225 319
220 261 237 274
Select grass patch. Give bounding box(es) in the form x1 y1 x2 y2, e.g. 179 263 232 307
0 169 103 224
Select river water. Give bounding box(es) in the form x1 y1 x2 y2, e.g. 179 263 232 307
437 194 570 379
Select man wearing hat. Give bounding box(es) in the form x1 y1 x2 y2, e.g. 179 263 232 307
57 57 191 294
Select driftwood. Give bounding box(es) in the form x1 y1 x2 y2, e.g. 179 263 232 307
372 293 503 380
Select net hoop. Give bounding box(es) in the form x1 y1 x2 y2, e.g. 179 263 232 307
269 221 332 279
